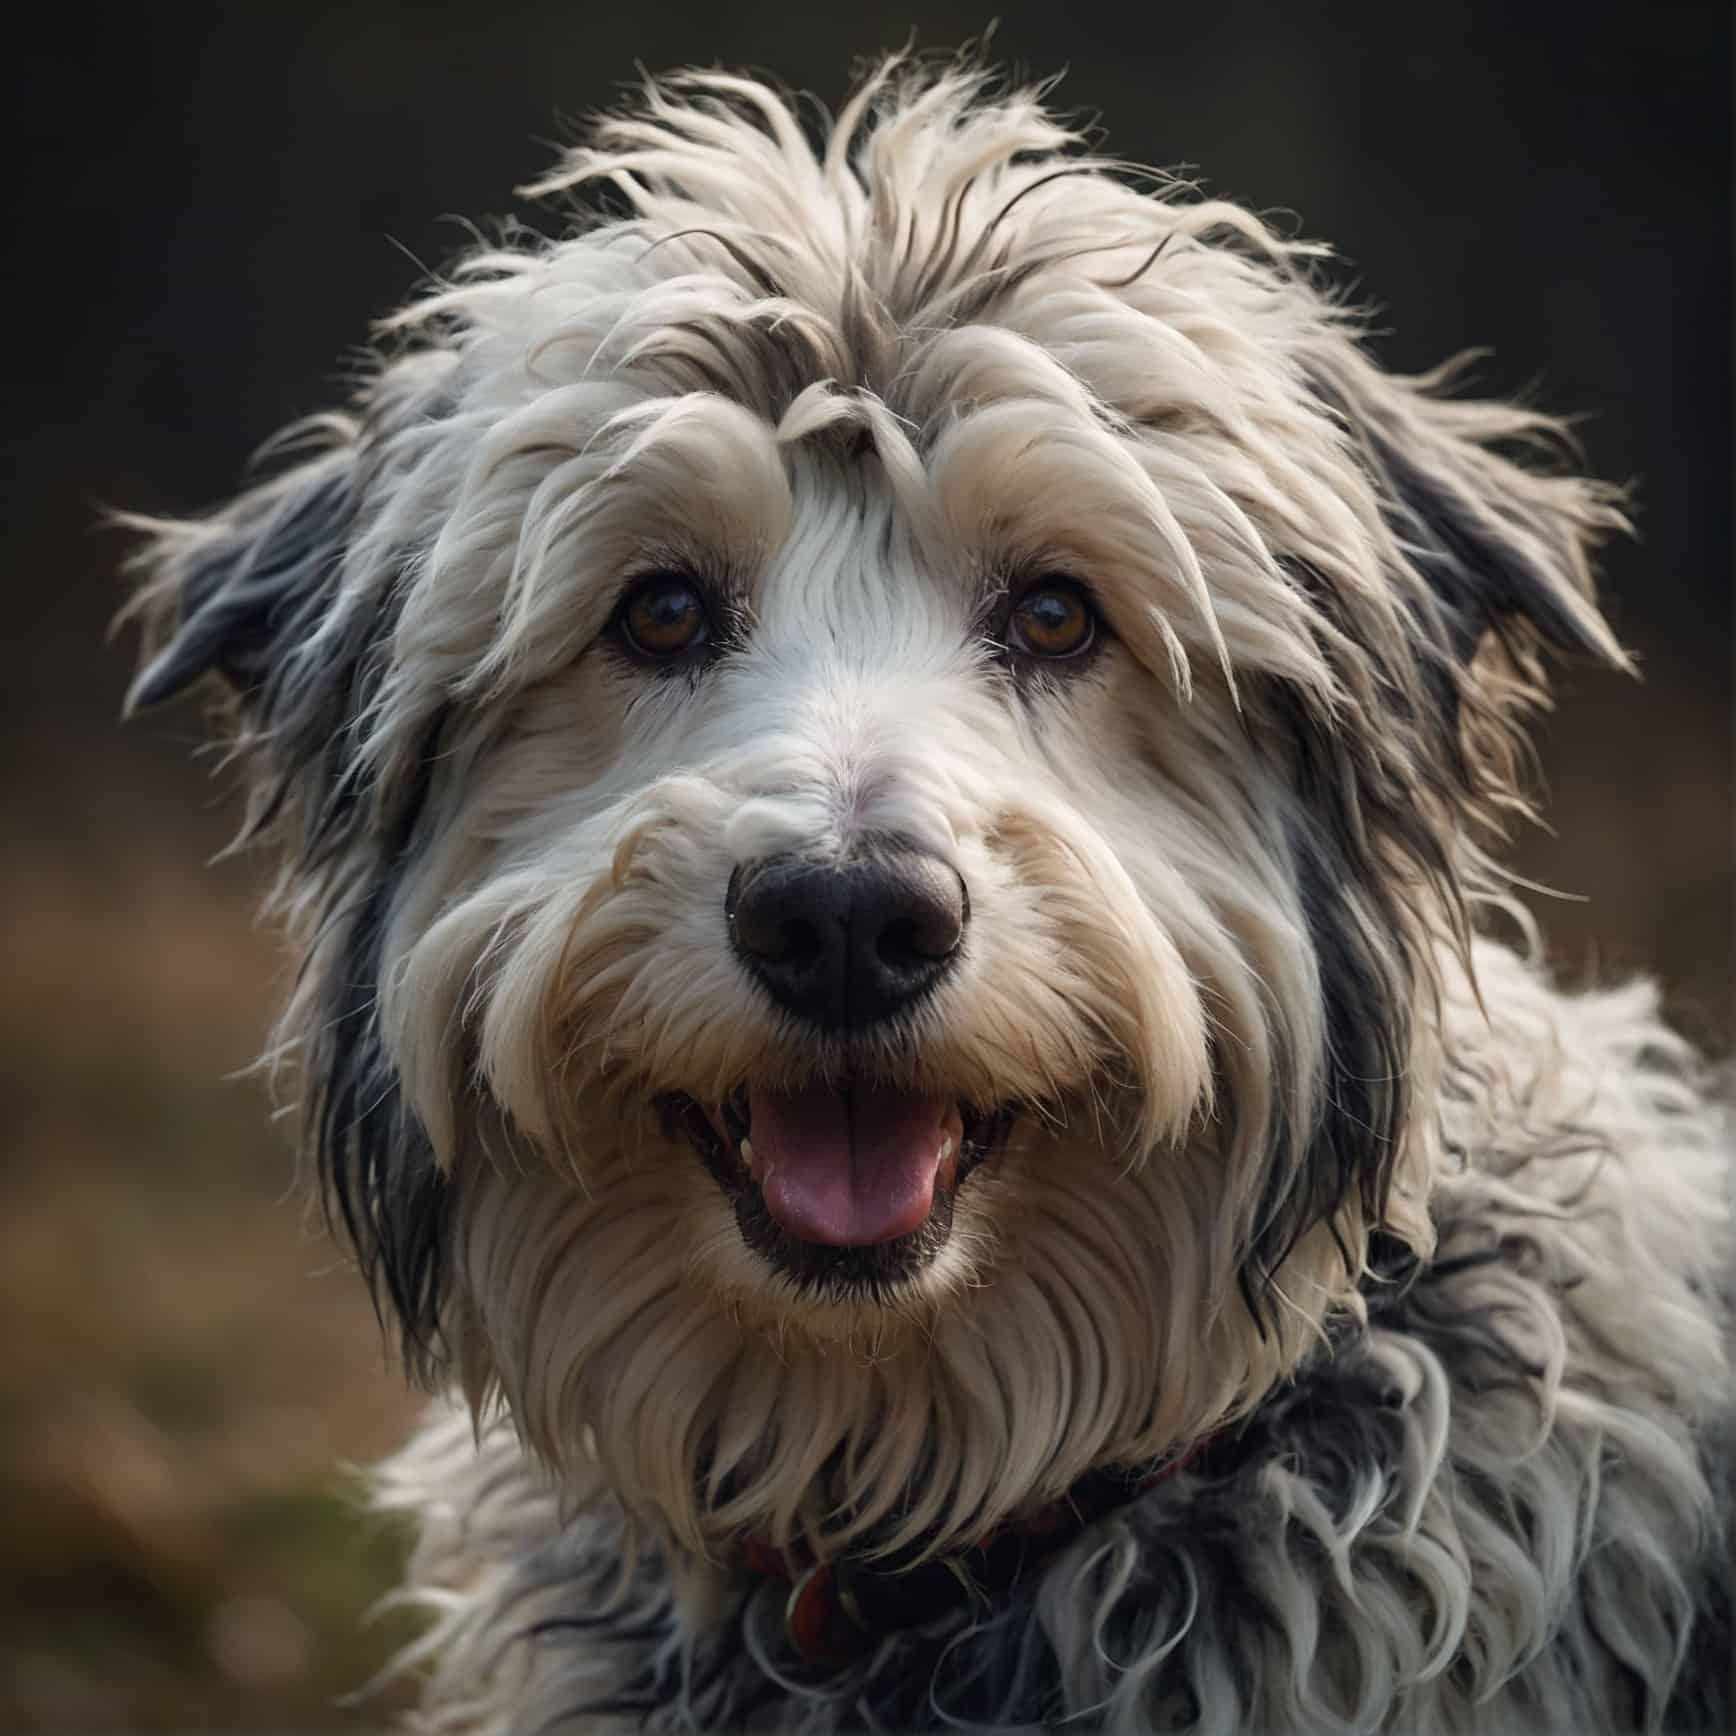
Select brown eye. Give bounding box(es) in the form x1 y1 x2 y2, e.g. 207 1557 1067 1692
1010 580 1097 660
619 575 711 661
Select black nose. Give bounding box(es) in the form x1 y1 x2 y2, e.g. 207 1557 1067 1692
728 852 968 1030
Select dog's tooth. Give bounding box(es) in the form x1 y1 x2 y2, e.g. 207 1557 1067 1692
741 1136 756 1174
938 1136 954 1165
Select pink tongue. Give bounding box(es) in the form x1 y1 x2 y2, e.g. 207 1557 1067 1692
750 1083 958 1247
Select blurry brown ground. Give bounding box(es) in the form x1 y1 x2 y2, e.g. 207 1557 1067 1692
1 807 425 1730
3 2 1729 1730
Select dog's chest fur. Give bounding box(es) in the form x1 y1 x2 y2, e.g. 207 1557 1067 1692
381 946 1732 1733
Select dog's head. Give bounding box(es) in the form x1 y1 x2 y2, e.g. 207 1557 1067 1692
125 62 1626 1558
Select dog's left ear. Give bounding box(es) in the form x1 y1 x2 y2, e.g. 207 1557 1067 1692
1244 356 1631 1303
1310 350 1630 695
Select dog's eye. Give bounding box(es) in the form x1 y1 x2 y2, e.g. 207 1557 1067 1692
1009 581 1097 660
617 574 711 662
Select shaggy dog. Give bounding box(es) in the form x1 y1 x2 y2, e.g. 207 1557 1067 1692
123 59 1731 1733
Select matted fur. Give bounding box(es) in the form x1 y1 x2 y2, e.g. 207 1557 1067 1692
123 56 1730 1733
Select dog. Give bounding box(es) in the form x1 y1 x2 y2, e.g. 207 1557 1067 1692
122 57 1731 1733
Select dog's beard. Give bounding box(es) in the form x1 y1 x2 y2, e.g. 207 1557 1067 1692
450 1101 1387 1562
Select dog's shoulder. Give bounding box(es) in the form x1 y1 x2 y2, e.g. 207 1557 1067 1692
1440 940 1731 1284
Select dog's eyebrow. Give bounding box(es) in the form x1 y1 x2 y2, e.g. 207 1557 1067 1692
923 407 1236 699
417 389 793 699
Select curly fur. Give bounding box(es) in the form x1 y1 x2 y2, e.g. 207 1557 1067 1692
122 55 1730 1733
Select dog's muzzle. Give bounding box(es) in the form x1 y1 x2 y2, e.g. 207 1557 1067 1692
659 849 997 1282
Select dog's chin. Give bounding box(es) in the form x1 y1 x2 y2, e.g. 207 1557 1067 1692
663 1087 1015 1302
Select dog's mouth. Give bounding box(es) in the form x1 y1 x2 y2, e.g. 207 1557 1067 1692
664 1084 1014 1296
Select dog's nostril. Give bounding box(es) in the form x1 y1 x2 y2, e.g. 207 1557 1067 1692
731 871 823 967
767 915 823 966
877 915 926 968
877 900 962 971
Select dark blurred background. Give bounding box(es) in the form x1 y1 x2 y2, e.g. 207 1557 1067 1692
3 2 1728 1728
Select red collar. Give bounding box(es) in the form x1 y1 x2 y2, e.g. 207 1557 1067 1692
737 1438 1212 1668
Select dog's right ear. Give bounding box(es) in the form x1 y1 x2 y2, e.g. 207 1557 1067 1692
124 434 360 720
121 421 459 1382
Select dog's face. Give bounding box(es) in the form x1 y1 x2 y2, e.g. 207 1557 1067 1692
126 65 1625 1556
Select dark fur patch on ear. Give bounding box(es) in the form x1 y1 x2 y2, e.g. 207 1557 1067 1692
128 460 358 712
1367 426 1615 668
1307 369 1625 677
1278 553 1510 862
126 449 413 862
